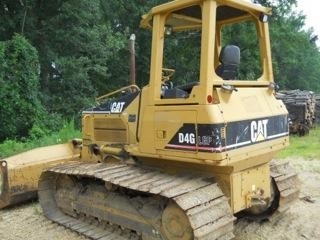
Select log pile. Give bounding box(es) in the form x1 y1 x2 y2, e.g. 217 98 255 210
276 89 316 136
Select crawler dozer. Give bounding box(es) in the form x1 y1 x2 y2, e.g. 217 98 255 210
37 0 299 239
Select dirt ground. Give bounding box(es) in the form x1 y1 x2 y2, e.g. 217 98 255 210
0 158 319 240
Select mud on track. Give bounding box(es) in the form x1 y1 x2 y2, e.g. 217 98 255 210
0 158 319 240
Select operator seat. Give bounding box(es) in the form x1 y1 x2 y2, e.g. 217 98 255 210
215 45 240 80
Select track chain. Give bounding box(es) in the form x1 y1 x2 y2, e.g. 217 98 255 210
39 161 235 240
270 160 300 212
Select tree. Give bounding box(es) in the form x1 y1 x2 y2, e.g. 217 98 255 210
0 34 43 141
1 0 320 142
268 1 320 91
100 0 172 87
30 0 130 117
1 0 130 118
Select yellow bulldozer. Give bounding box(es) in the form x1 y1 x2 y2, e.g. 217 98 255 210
2 0 300 239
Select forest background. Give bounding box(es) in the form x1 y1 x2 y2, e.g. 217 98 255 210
0 0 319 146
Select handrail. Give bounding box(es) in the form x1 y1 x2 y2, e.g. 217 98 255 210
96 84 140 102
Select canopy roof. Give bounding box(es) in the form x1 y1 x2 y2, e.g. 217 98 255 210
140 0 271 31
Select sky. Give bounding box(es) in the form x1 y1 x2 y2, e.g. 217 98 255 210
296 0 319 39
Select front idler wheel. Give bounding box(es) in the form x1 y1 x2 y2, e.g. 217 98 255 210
161 202 193 240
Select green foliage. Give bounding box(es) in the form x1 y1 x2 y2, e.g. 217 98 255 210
270 11 320 92
28 112 65 140
0 119 81 158
0 41 5 81
32 0 128 117
276 126 320 159
0 34 43 141
0 140 28 158
1 0 130 118
1 0 320 143
43 56 96 116
100 0 171 87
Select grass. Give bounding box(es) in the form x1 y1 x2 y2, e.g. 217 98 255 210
276 125 320 160
0 120 81 158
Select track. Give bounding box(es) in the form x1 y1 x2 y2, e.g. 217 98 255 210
38 161 235 240
1 159 316 240
270 160 300 213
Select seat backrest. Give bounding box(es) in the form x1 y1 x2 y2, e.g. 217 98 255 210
215 45 240 80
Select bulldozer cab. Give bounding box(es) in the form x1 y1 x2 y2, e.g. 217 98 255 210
136 0 288 165
140 0 273 105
